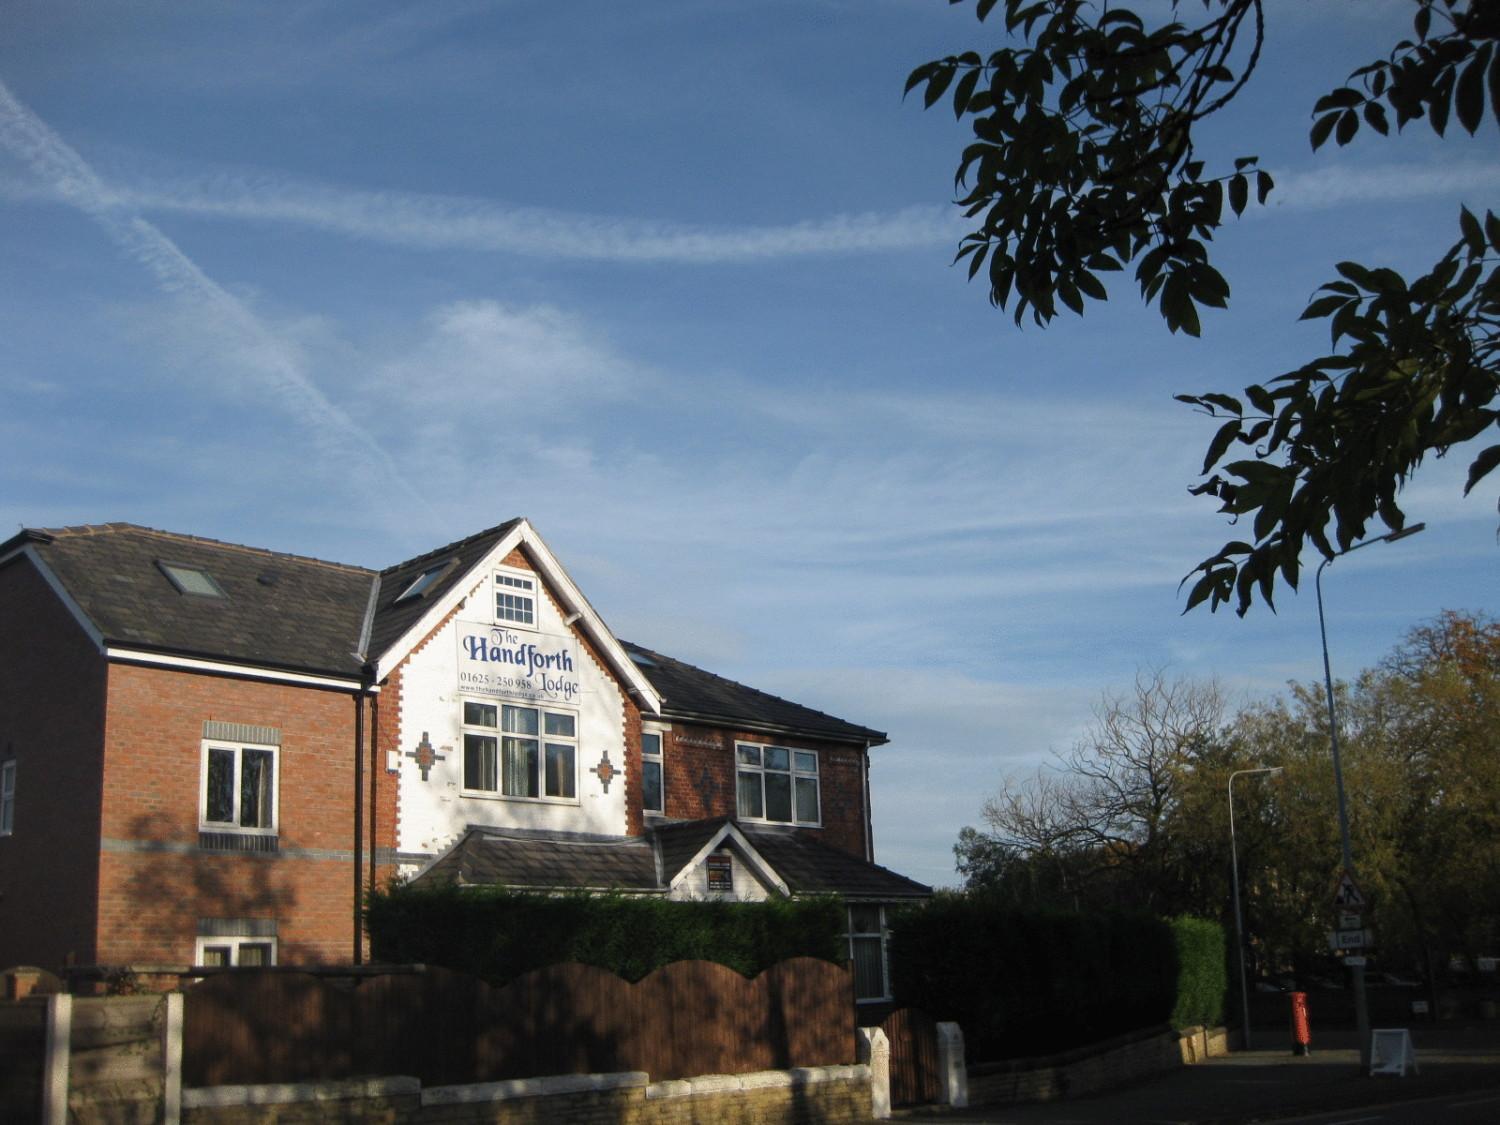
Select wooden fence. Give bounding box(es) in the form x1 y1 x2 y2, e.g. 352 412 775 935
183 957 855 1088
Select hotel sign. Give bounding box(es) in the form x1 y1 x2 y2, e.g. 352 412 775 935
456 623 580 704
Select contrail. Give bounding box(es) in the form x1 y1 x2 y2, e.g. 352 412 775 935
0 165 963 263
0 79 427 514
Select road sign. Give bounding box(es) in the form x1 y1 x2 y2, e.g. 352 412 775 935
1329 929 1371 950
1338 912 1364 930
1344 955 1368 966
1333 869 1366 909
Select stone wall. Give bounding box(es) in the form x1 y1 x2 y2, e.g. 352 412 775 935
967 1024 1228 1107
181 1066 874 1124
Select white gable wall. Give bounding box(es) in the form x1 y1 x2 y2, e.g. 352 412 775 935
393 564 629 862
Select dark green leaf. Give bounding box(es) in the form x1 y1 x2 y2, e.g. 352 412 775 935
1464 444 1500 495
1455 45 1490 134
1229 174 1248 216
1460 207 1485 254
1256 171 1274 204
1203 419 1241 473
1314 87 1363 112
1335 108 1360 145
1310 112 1338 150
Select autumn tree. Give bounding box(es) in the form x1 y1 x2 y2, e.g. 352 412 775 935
907 1 1498 614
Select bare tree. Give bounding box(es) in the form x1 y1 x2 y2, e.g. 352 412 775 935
962 670 1230 910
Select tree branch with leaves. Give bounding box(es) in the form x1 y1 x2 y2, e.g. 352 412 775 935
908 0 1498 614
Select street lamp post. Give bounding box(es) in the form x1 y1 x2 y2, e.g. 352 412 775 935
1230 766 1283 1051
1315 522 1425 1073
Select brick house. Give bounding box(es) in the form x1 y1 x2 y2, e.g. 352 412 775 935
0 520 927 1002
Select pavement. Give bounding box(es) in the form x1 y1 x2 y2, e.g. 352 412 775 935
889 1022 1500 1124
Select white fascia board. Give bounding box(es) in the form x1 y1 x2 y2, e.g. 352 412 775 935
105 648 372 693
667 822 790 896
371 519 663 714
371 522 528 683
8 546 106 652
517 520 663 714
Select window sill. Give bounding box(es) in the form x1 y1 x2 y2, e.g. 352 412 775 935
198 831 279 854
459 791 581 807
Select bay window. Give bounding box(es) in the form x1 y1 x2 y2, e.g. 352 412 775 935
464 700 576 801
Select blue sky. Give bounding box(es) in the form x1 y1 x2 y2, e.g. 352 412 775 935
2 0 1494 888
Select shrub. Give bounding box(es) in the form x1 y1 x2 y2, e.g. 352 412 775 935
365 883 846 984
1169 915 1227 1030
889 893 1217 1060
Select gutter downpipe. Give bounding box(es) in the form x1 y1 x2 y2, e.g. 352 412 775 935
352 576 381 965
353 684 366 965
369 692 380 896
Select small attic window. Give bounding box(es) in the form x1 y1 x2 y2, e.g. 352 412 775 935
395 560 453 604
157 561 225 598
628 651 657 668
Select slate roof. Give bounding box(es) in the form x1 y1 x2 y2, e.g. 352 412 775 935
416 818 931 901
620 641 887 747
419 826 659 890
1 524 374 678
737 824 930 900
1 522 884 746
365 520 521 662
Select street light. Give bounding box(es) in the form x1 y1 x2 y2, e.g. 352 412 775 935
1229 766 1283 1051
1315 521 1425 1072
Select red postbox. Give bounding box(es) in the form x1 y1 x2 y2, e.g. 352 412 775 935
1289 990 1312 1055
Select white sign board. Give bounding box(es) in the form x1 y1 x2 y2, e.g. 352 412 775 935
1369 1028 1419 1077
1329 929 1371 950
455 623 581 704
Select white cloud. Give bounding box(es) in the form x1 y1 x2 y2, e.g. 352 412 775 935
0 79 426 518
1263 160 1500 211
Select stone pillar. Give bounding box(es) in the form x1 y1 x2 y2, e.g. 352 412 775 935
43 993 72 1125
857 1026 891 1119
162 993 183 1125
936 1021 968 1107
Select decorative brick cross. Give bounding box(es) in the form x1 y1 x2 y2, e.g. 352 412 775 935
406 731 445 782
590 751 617 793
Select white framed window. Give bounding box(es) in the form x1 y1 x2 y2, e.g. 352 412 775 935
195 936 277 967
463 700 577 801
848 904 891 1002
200 740 278 835
641 726 666 815
494 567 536 627
736 742 820 826
0 760 14 836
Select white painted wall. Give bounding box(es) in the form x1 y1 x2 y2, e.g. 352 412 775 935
393 569 629 863
668 846 777 902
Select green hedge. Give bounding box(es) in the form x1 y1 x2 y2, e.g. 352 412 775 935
1168 915 1227 1030
888 894 1224 1060
365 884 846 984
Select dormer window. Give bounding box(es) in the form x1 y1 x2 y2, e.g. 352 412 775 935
495 568 536 626
395 560 453 603
157 561 225 598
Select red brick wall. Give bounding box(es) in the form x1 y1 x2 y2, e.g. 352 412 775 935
0 556 109 970
96 663 392 965
658 726 869 859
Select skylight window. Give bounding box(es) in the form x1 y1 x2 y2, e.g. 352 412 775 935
395 561 453 603
628 651 657 668
157 561 226 598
